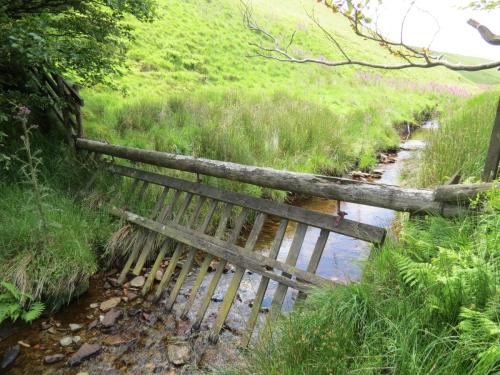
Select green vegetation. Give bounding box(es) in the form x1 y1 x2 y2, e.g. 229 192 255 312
0 282 45 324
236 91 500 374
418 90 499 186
83 0 476 178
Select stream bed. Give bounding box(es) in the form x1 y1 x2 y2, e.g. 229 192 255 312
0 123 432 374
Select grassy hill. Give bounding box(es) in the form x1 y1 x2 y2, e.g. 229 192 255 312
444 53 500 85
82 0 479 178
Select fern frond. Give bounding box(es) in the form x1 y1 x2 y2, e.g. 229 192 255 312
21 302 44 323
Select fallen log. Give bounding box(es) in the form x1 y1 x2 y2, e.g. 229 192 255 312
76 138 468 217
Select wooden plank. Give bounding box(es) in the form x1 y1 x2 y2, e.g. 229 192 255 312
164 197 215 310
111 207 336 291
150 195 206 299
179 203 231 319
133 191 191 275
260 223 308 341
241 219 288 347
119 189 179 284
297 229 330 301
209 212 267 343
117 186 169 284
140 192 193 292
104 163 386 244
76 138 465 217
143 195 208 296
192 208 249 330
482 99 500 182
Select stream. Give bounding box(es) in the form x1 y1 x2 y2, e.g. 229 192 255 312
0 122 433 374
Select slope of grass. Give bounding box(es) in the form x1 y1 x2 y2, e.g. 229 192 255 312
82 0 477 177
444 53 500 85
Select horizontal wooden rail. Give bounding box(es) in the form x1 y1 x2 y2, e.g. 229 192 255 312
110 207 339 292
434 182 499 202
76 138 475 217
106 163 386 244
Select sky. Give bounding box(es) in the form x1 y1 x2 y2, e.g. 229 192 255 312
368 0 499 60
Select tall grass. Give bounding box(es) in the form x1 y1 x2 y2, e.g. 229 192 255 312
418 90 499 186
237 189 499 375
90 90 400 177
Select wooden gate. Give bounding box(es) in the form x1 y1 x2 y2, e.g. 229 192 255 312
97 161 385 346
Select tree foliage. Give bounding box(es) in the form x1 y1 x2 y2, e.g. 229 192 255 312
0 0 157 123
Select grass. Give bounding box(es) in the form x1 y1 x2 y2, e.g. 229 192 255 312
0 126 115 311
236 189 499 375
233 91 500 374
81 0 480 181
417 90 500 186
444 53 500 86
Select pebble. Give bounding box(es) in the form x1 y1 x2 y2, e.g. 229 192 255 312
127 292 138 302
167 343 191 365
60 336 74 347
155 270 163 281
107 278 121 288
101 308 123 328
69 343 101 366
69 323 83 332
100 297 121 312
129 276 145 288
89 303 99 309
102 335 134 346
44 353 65 364
47 327 57 335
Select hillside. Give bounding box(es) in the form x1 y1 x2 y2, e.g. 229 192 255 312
82 0 479 176
444 52 500 85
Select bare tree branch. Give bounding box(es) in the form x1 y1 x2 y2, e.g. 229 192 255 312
468 19 500 45
242 1 500 72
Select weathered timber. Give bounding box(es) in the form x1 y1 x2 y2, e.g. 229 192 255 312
110 207 336 292
76 138 465 217
434 182 499 202
482 99 500 182
104 163 385 244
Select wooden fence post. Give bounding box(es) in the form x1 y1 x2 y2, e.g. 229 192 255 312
482 98 500 182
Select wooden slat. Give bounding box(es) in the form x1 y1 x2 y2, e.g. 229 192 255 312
179 203 232 319
104 163 385 244
133 191 192 275
191 207 249 330
111 207 336 291
260 223 308 341
149 195 206 299
140 192 193 293
241 219 288 347
117 187 170 284
164 197 216 310
209 212 267 343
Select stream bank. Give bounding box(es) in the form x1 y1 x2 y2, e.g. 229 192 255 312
0 122 432 374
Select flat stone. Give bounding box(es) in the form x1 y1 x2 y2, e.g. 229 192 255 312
1 344 20 370
129 276 145 288
44 353 65 364
73 336 82 345
60 336 74 347
88 320 98 330
102 335 135 346
167 344 191 366
68 343 101 367
69 323 83 332
100 297 121 312
101 308 123 328
127 292 138 302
